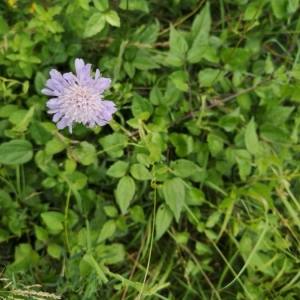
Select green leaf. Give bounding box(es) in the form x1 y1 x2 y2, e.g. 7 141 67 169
198 68 223 87
132 56 159 70
30 120 52 145
99 133 128 158
34 72 47 95
130 205 145 223
98 219 117 242
95 243 125 264
155 204 173 240
130 163 152 181
169 133 194 157
131 93 153 118
106 161 128 178
84 13 106 38
206 212 222 228
0 16 9 34
271 0 287 19
207 133 223 157
169 71 189 91
150 85 163 105
34 225 48 242
0 105 19 118
191 2 211 36
163 178 185 222
104 206 119 218
171 159 199 178
115 175 135 214
46 137 67 155
93 0 109 11
105 10 120 27
119 0 149 13
0 140 33 165
83 253 108 283
41 212 64 235
73 141 96 165
0 228 9 243
245 118 259 155
169 26 188 56
47 243 61 259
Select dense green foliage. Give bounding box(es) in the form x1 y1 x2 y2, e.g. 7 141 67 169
1 0 300 299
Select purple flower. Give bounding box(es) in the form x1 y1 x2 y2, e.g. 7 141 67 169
41 58 116 133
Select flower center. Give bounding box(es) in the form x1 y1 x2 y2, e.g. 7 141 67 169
60 84 103 125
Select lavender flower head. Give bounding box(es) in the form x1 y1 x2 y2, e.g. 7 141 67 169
41 58 116 133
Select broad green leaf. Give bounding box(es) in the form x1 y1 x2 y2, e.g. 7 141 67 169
98 219 117 242
130 205 145 223
218 115 240 132
103 206 119 218
131 93 153 118
12 244 39 270
171 159 199 178
84 13 105 38
206 212 222 228
163 178 185 222
130 163 152 181
0 16 9 34
46 137 67 155
271 0 287 19
30 120 51 145
0 140 33 165
169 133 194 157
132 56 159 70
207 133 223 157
34 225 48 242
95 243 125 264
73 141 96 165
115 175 135 214
191 2 211 36
34 72 47 95
198 68 223 87
150 85 163 105
245 118 259 155
105 10 120 27
98 133 128 158
0 228 9 243
235 149 252 181
83 253 108 283
169 26 188 56
155 204 173 240
41 212 64 235
93 0 109 11
106 161 128 178
169 71 189 91
47 243 61 259
0 105 19 118
119 0 149 13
